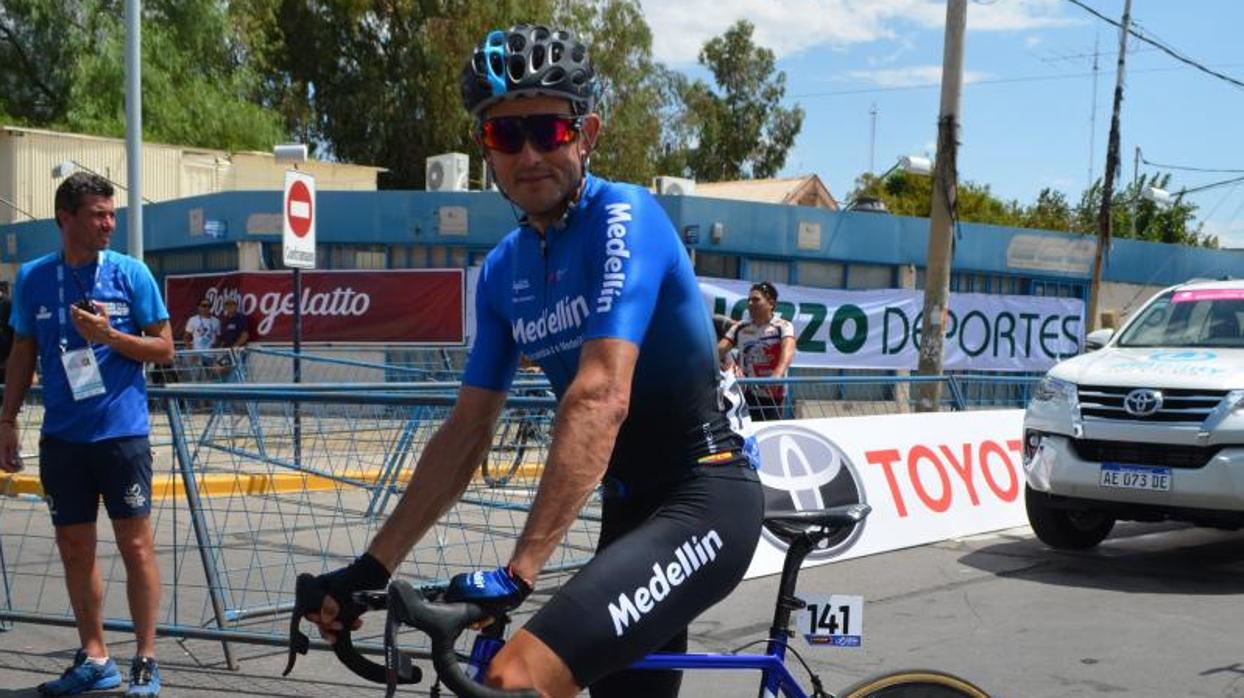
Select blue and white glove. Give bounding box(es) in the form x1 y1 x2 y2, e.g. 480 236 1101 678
444 566 533 612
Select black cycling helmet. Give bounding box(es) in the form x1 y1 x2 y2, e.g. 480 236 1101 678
461 24 600 118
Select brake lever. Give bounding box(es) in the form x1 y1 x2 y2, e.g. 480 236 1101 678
284 573 421 687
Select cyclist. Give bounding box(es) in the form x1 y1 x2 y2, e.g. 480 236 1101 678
305 23 763 698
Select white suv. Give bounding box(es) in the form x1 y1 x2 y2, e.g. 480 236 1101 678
1023 279 1244 549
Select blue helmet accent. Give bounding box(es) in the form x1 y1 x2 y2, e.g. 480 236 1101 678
484 30 507 98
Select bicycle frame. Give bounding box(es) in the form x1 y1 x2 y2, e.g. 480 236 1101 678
462 513 828 698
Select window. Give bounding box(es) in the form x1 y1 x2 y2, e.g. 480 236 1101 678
695 252 740 279
846 263 892 289
745 258 790 285
796 261 845 288
354 245 387 269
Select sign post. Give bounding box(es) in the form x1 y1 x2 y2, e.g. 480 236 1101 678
283 170 316 466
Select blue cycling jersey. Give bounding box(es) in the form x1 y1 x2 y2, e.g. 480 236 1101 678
464 174 742 487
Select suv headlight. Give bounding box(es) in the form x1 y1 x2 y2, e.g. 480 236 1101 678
1033 376 1076 404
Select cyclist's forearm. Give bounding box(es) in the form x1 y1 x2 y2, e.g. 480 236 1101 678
510 383 627 583
367 388 504 572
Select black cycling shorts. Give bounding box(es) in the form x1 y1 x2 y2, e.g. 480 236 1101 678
39 435 153 526
525 465 763 689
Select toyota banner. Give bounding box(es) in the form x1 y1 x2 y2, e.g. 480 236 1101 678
165 270 465 344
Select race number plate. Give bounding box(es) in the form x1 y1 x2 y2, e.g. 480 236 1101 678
1099 463 1171 492
797 594 863 647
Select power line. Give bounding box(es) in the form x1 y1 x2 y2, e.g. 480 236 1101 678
1065 0 1244 91
1139 156 1244 174
789 62 1244 99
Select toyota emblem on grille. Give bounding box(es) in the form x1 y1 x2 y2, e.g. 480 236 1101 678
1124 388 1164 417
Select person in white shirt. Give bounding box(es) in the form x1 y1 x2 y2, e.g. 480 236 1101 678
182 299 221 382
183 299 221 351
718 281 796 421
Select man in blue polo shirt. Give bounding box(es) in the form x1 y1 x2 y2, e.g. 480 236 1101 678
0 172 174 697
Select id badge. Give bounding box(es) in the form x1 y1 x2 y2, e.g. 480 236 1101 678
61 347 106 401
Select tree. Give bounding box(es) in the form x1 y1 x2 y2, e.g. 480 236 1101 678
0 0 285 151
1073 173 1212 247
557 0 667 185
662 20 804 181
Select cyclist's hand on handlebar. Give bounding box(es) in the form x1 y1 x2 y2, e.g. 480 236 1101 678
444 566 533 616
304 553 391 644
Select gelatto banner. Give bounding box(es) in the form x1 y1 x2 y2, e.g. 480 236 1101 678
743 410 1026 579
166 270 465 344
700 278 1083 372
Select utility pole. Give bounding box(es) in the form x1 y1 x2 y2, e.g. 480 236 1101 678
1087 29 1100 190
125 0 143 261
915 0 966 413
1130 145 1140 237
1087 0 1132 333
869 103 878 173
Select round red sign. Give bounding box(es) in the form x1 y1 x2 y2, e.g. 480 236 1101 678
286 180 313 237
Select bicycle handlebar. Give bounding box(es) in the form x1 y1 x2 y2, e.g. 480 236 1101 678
385 580 538 698
283 573 422 688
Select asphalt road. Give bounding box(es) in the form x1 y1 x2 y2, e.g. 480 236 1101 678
2 521 1243 697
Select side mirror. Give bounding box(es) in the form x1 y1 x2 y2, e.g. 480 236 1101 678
1084 328 1115 352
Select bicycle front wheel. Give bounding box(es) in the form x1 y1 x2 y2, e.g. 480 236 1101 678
839 669 989 698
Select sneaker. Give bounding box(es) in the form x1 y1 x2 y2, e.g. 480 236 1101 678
37 650 122 696
125 656 161 697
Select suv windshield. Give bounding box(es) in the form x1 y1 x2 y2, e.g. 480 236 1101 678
1117 289 1244 348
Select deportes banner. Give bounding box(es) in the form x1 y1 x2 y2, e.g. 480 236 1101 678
744 410 1026 579
166 270 465 344
700 277 1083 372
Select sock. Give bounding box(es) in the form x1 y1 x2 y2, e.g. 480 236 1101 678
85 655 109 666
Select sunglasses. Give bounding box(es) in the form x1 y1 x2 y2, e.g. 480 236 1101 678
478 114 581 154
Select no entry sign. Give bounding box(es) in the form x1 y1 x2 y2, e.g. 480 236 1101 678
283 170 316 268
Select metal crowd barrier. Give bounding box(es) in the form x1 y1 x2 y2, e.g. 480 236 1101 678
0 358 1039 667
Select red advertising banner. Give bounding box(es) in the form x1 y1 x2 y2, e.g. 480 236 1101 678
165 270 465 344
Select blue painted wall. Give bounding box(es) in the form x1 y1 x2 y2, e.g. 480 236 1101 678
5 188 1242 289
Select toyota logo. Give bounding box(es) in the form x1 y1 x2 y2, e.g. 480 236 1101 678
752 424 867 562
1123 388 1164 417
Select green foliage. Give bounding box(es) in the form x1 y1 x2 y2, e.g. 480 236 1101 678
557 0 666 185
848 170 1214 248
661 20 804 181
0 0 284 151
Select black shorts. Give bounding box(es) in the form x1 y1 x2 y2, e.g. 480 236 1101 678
525 465 763 689
39 435 153 526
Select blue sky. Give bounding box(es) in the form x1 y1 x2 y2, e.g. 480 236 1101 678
639 0 1244 246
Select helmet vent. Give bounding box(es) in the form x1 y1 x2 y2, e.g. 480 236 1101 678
531 45 546 70
542 67 566 87
488 53 504 78
551 42 564 63
508 54 526 82
572 45 586 63
507 34 526 52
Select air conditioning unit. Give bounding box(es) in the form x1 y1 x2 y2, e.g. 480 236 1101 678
653 176 696 196
426 153 470 192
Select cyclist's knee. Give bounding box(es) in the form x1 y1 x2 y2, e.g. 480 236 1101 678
486 629 579 698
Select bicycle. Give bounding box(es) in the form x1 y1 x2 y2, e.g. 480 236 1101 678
284 503 989 697
480 387 553 488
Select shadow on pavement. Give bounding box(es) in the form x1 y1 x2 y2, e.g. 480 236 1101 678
959 521 1244 595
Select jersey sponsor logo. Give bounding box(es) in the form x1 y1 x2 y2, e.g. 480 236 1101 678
511 294 590 345
123 483 148 509
607 529 723 636
101 301 129 317
36 305 52 321
596 202 632 313
512 278 531 292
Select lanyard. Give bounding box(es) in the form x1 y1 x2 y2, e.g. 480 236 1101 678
56 251 105 351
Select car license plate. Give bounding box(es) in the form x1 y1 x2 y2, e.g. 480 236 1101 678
1099 463 1171 492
